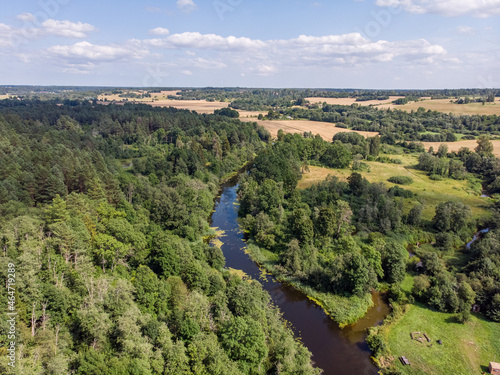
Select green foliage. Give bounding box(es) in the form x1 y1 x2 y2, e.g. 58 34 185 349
387 176 414 185
0 100 319 375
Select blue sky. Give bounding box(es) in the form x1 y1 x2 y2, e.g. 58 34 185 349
0 0 499 88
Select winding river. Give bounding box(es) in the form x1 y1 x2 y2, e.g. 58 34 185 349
210 179 391 375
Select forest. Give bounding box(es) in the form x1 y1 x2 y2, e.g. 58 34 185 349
0 99 320 375
1 88 500 375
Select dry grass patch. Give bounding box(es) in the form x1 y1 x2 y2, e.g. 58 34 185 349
240 119 378 141
421 140 500 158
148 99 229 113
296 166 342 189
305 96 404 106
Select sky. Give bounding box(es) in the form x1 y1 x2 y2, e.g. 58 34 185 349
0 0 499 89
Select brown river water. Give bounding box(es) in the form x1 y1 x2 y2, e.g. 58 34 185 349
210 180 391 375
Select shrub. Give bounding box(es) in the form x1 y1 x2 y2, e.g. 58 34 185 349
387 176 414 185
429 174 443 181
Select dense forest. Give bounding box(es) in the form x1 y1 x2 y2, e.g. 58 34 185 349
0 100 320 375
237 130 500 327
1 89 500 375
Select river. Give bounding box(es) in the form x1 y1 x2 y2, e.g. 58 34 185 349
210 179 391 375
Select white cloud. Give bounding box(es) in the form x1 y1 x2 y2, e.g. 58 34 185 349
177 0 198 12
250 65 277 76
150 27 170 36
140 31 450 77
457 25 476 35
46 41 146 63
375 0 500 17
144 32 266 50
41 19 95 38
182 70 193 75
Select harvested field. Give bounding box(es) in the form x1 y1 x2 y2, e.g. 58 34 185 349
239 119 379 140
237 110 267 118
378 98 500 116
422 139 500 158
0 94 11 100
147 99 229 113
305 96 404 106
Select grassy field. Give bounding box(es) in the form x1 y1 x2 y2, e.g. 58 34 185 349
384 303 500 375
240 119 379 140
297 155 491 221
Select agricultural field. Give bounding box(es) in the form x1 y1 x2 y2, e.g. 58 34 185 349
240 119 379 140
422 139 500 158
305 96 404 106
378 98 500 116
296 154 490 221
384 303 500 375
0 94 12 99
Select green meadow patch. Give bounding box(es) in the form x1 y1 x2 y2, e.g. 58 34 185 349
384 303 500 375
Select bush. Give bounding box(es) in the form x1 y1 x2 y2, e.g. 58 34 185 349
388 176 414 185
429 174 443 181
389 186 415 198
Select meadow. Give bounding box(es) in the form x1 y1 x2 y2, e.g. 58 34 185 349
296 154 491 221
384 302 500 375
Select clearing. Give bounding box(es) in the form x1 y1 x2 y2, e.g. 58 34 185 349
240 119 379 140
385 303 500 375
296 154 490 221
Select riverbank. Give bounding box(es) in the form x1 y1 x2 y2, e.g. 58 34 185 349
210 182 384 374
244 242 375 327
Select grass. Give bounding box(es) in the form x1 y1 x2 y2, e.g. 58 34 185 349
384 303 500 375
297 154 491 221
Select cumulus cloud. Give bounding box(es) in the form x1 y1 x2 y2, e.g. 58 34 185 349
149 27 170 36
375 0 500 17
143 32 266 50
41 19 95 38
139 31 450 76
177 0 198 12
46 41 146 63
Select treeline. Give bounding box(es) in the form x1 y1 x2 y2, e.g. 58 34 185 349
273 104 500 141
0 100 320 375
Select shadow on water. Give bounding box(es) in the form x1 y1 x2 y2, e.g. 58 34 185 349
210 180 391 375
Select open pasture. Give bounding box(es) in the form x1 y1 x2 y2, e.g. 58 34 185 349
385 303 500 375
